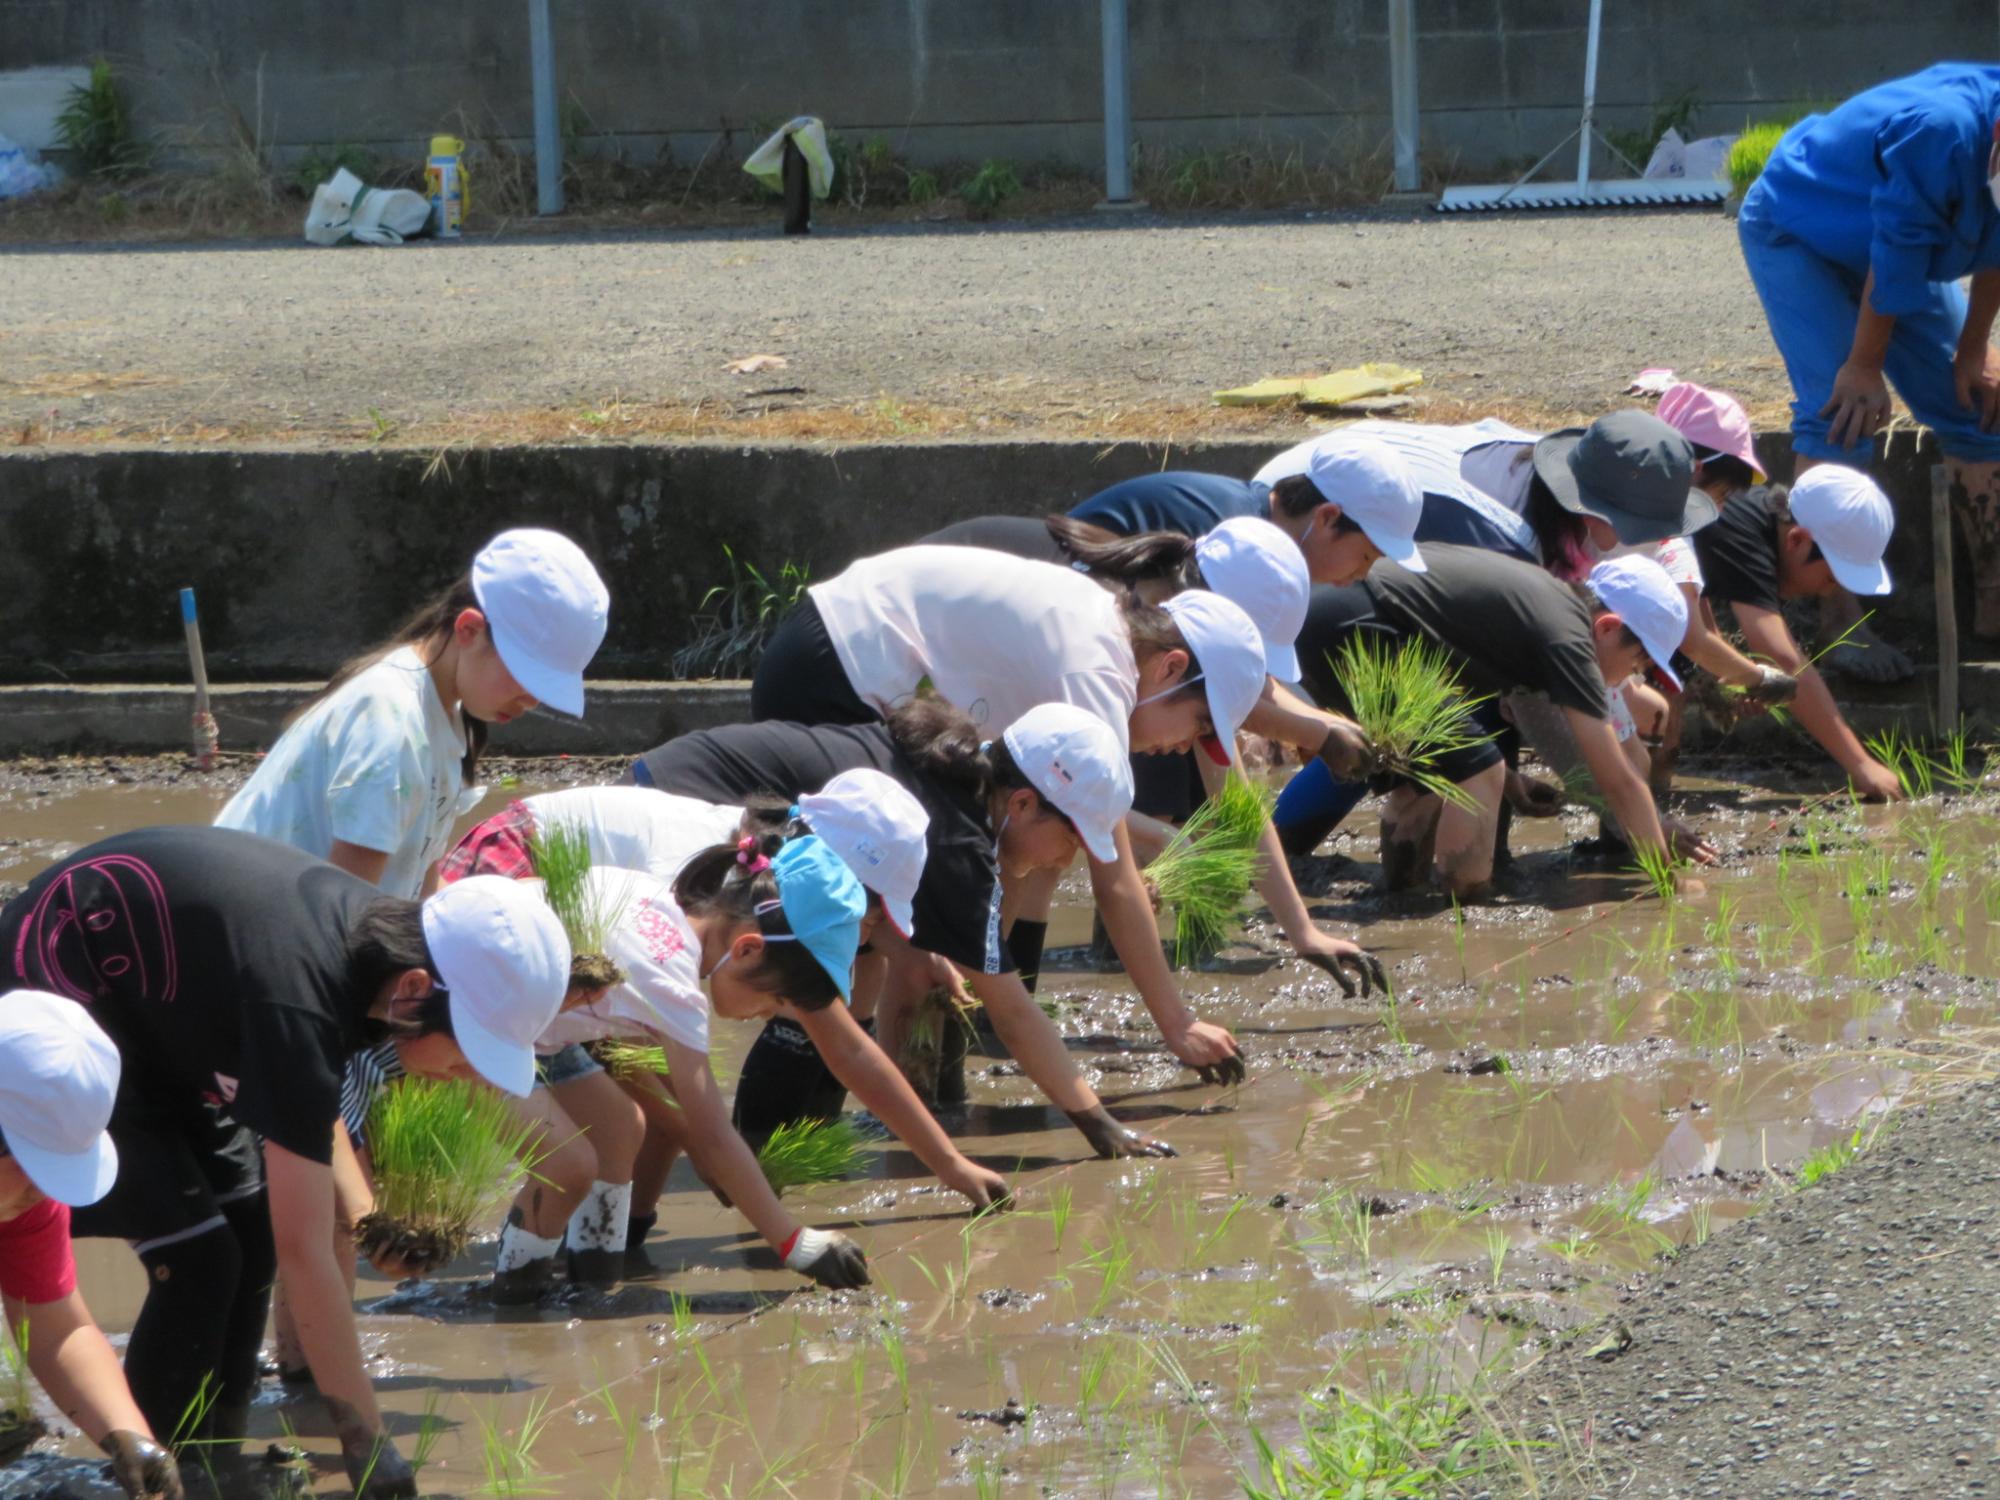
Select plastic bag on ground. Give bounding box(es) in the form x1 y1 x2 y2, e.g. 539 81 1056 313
0 133 53 200
1643 127 1735 182
743 117 834 201
304 166 434 246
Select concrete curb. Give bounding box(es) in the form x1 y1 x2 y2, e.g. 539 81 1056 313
4 669 1996 757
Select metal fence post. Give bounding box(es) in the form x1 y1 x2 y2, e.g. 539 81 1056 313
1388 0 1419 192
1100 0 1134 203
529 0 564 215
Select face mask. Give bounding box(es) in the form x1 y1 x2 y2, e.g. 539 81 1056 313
1134 670 1204 709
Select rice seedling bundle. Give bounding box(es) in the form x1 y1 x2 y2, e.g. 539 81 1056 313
1144 772 1274 966
354 1077 545 1269
756 1117 864 1195
527 818 628 990
1331 634 1495 807
592 1039 734 1094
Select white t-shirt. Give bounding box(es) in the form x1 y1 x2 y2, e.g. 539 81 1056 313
809 546 1139 747
522 786 742 886
215 646 471 898
537 866 712 1055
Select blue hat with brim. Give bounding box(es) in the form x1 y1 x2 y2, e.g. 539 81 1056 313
771 835 867 1004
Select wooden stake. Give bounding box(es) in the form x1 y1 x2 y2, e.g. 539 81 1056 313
180 587 219 769
1932 463 1959 731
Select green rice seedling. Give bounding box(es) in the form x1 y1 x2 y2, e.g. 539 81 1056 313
1244 1377 1517 1499
1686 1201 1714 1249
1483 1226 1511 1287
409 1388 449 1476
356 1077 544 1269
1144 772 1274 965
1631 841 1685 901
1332 633 1495 807
1549 1227 1597 1265
592 1040 735 1098
1865 725 1936 800
1796 1126 1865 1187
1727 119 1792 194
0 1320 36 1461
1048 1182 1074 1254
474 1390 556 1497
755 1117 864 1195
527 817 629 988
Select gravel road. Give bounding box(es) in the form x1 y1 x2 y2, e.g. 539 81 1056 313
0 207 1788 445
1514 1079 2000 1499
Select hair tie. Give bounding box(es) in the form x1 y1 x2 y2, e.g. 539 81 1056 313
979 740 994 756
735 835 770 875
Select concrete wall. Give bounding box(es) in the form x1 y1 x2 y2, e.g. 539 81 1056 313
6 1 1994 175
0 433 1964 688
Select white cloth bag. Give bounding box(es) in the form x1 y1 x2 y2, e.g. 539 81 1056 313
304 167 435 246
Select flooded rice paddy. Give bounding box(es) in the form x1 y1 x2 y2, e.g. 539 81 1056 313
3 753 1998 1497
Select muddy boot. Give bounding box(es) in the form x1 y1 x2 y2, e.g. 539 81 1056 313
623 1212 659 1280
1949 457 2000 641
566 1247 623 1290
489 1256 560 1306
731 1017 844 1148
1818 592 1914 682
1084 913 1121 970
1008 919 1049 990
934 998 971 1108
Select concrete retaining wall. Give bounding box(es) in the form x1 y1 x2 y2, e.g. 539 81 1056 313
0 432 1967 687
7 1 1993 176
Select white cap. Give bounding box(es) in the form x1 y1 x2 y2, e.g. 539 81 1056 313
1588 554 1689 690
0 991 121 1208
1003 703 1135 864
1194 516 1310 683
1161 591 1268 767
421 875 572 1096
798 769 930 939
471 529 611 718
1306 436 1428 574
1789 465 1894 596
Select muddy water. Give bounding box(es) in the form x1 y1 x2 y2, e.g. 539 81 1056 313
4 762 1998 1497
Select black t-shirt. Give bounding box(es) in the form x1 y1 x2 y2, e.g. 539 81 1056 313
1691 486 1783 612
1068 470 1268 537
0 825 378 1164
636 721 1009 975
922 514 1067 564
1357 542 1609 717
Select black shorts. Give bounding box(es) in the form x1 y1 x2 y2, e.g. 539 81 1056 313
1131 748 1207 822
749 596 878 726
70 1090 264 1253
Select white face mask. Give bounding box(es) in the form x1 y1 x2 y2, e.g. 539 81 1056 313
1134 670 1204 709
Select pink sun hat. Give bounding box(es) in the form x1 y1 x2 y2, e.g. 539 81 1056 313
1656 382 1765 483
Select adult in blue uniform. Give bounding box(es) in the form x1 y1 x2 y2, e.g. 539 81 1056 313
1740 63 2000 641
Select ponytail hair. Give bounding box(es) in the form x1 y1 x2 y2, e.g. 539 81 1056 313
672 827 843 1011
883 697 991 803
1044 515 1202 590
1522 474 1593 584
291 573 491 783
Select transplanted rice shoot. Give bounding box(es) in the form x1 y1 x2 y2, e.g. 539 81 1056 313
1331 633 1494 807
527 817 627 989
1145 772 1274 966
756 1117 864 1195
355 1077 545 1269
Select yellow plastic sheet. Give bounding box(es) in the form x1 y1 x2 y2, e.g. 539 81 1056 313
1213 363 1423 409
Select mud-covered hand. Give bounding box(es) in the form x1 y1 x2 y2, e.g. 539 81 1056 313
1662 815 1718 866
1504 770 1565 817
1314 719 1378 782
1296 937 1387 998
340 1433 416 1499
1065 1105 1177 1159
1739 664 1798 706
1163 1016 1239 1076
102 1432 183 1500
942 1158 1014 1213
783 1227 871 1289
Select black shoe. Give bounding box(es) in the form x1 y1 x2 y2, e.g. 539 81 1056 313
623 1212 660 1279
566 1246 623 1290
490 1256 560 1306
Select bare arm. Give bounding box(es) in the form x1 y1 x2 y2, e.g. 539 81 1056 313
1734 603 1902 798
26 1289 153 1445
788 1001 1008 1207
326 840 390 886
1679 587 1763 684
660 1036 797 1250
1242 679 1340 752
1563 706 1673 866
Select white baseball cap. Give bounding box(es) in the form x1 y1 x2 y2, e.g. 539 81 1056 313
1161 591 1268 767
1195 516 1310 683
1588 555 1689 690
0 991 121 1208
1003 703 1135 864
421 875 573 1096
471 529 611 718
798 769 930 939
1789 465 1894 596
1306 436 1428 574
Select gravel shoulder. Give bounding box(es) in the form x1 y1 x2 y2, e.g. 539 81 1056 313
0 207 1787 448
1510 1077 2000 1499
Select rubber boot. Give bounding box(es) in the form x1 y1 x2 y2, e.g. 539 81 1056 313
623 1213 658 1281
566 1247 623 1291
489 1256 560 1306
1948 457 2000 641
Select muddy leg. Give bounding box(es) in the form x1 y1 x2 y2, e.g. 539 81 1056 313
1379 787 1441 892
1431 763 1506 900
550 1072 644 1288
1948 456 2000 640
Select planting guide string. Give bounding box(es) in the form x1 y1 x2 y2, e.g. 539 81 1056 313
523 783 1895 1445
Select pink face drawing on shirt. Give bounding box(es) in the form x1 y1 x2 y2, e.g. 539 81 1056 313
11 855 178 1006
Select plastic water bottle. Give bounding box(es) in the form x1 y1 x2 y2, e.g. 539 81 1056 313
426 135 466 237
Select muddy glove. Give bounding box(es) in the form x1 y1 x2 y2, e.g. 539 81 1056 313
1299 948 1387 999
1740 664 1798 705
102 1432 183 1500
783 1227 871 1289
1066 1105 1177 1159
339 1434 415 1499
1314 719 1378 782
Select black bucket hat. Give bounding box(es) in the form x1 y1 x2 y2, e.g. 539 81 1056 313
1531 410 1716 547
